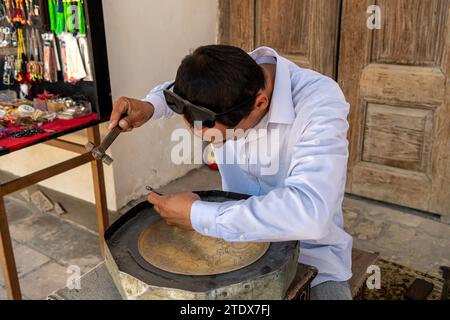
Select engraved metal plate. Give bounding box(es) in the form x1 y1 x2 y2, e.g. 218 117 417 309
138 220 270 276
105 192 300 300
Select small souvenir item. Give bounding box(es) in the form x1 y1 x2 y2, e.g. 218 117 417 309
36 90 59 101
18 104 35 114
11 98 32 107
0 27 14 47
19 82 29 99
9 127 45 138
53 34 60 71
24 0 33 25
59 37 68 82
11 0 27 26
29 27 40 60
0 89 17 102
58 32 87 82
4 0 13 25
15 27 31 99
42 32 57 82
57 102 91 119
3 55 15 85
78 35 92 81
46 98 66 112
0 28 7 48
33 97 47 111
31 109 46 121
33 0 41 16
27 60 44 83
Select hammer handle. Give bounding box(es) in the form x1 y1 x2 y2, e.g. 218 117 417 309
99 126 122 151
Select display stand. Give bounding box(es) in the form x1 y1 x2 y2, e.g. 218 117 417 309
0 0 112 300
0 124 109 300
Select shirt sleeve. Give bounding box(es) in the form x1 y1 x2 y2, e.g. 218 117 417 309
142 81 176 120
190 98 350 243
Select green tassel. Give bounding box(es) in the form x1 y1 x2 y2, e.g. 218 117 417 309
55 0 65 35
65 1 75 33
48 0 56 32
78 0 86 36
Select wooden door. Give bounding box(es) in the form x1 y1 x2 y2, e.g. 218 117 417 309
339 0 450 216
219 0 342 78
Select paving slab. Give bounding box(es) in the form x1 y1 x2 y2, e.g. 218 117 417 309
344 196 450 277
0 244 51 286
377 223 417 248
20 262 68 300
4 197 33 224
9 212 101 270
352 218 387 241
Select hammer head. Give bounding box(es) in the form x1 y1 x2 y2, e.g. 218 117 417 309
85 142 95 152
102 155 114 166
85 143 114 166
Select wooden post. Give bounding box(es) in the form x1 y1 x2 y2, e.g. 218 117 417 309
0 195 21 300
87 125 110 257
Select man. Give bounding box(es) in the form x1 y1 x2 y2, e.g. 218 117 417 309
109 45 353 300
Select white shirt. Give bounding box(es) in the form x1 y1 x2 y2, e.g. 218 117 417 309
144 47 353 287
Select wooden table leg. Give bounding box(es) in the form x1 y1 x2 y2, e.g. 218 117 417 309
87 125 110 257
0 195 21 300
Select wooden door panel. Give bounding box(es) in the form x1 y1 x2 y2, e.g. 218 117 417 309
219 0 255 52
339 0 450 216
362 103 434 172
255 0 311 67
219 0 341 78
372 0 447 66
360 65 445 105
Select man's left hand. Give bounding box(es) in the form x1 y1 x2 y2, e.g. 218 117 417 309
148 192 201 230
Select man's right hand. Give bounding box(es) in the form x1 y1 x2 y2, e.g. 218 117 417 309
109 97 155 132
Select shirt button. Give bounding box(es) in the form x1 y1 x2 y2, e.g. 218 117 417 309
204 228 209 235
240 235 245 241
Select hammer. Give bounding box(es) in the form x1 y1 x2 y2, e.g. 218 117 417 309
85 125 122 166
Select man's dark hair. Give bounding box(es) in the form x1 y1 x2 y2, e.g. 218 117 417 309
174 45 265 127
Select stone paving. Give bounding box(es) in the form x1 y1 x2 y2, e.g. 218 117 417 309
0 196 103 300
344 196 450 277
1 166 449 299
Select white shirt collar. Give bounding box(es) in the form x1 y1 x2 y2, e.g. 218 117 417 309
249 47 296 126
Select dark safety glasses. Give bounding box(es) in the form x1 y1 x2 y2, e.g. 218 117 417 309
163 82 256 128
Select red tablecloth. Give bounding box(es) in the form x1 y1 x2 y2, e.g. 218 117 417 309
0 113 99 153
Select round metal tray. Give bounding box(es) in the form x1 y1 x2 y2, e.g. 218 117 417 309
105 191 299 296
137 219 270 276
